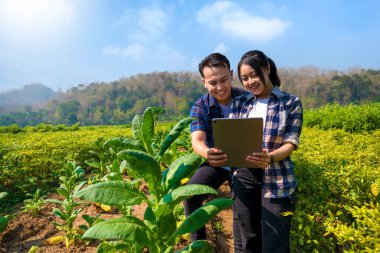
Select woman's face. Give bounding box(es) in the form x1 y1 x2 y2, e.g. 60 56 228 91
239 63 273 99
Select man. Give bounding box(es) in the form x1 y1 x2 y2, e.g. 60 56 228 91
184 52 249 241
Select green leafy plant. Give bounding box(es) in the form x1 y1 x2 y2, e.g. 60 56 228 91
291 127 380 252
74 108 233 252
46 161 87 247
0 192 10 233
79 214 104 231
324 202 380 252
21 189 46 217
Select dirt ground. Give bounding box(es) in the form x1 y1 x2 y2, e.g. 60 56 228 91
0 182 233 253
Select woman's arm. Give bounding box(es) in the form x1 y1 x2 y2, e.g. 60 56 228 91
245 143 296 169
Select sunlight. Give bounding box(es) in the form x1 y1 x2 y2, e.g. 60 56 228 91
0 0 74 41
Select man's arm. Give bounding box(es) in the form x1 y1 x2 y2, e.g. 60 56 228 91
191 130 227 167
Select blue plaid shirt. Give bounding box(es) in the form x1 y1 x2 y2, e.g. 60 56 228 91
190 87 249 148
231 86 303 198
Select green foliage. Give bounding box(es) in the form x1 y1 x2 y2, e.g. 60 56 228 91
304 102 380 133
176 240 214 253
74 110 233 252
3 69 380 126
46 161 87 247
291 127 380 252
85 108 194 182
324 202 380 252
21 189 46 217
1 103 379 251
0 124 24 133
79 214 104 231
0 192 10 232
0 125 128 211
0 122 81 133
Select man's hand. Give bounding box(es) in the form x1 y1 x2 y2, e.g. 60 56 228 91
206 148 228 167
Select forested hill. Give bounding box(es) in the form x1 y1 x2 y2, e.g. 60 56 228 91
0 68 379 126
0 83 57 108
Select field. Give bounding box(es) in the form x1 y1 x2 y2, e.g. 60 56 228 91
0 104 380 252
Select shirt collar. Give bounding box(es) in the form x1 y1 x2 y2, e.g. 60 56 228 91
208 87 240 108
246 86 282 101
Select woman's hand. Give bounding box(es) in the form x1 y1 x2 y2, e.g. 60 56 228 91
245 151 272 169
206 148 228 167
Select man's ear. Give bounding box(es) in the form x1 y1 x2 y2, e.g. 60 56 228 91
230 69 233 80
201 78 206 88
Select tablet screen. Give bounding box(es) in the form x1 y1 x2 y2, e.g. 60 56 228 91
212 118 263 167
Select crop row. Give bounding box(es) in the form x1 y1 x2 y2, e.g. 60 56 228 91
291 128 380 252
1 118 379 251
304 102 380 133
0 126 132 209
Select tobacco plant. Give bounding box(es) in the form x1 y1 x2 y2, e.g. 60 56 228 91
74 108 233 252
21 189 46 217
46 161 87 247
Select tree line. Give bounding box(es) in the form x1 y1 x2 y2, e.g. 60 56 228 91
0 68 379 126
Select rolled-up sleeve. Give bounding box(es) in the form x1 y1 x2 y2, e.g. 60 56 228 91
284 97 303 149
190 104 206 133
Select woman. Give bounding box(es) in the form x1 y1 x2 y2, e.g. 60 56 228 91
231 50 303 253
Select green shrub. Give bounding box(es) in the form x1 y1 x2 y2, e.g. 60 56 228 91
0 125 132 211
304 102 380 133
291 128 380 252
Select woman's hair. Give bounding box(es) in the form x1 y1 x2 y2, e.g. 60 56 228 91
199 52 230 78
237 50 281 87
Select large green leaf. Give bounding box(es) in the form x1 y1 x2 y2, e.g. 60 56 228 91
104 137 145 152
158 117 193 157
157 211 177 245
96 241 132 253
162 153 202 192
83 216 153 250
156 186 217 245
143 207 157 233
132 115 142 141
159 184 218 209
74 181 149 207
156 184 218 242
117 150 162 194
175 240 214 253
142 107 155 154
169 198 233 240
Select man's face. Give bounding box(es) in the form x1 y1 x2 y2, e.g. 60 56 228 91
202 66 233 105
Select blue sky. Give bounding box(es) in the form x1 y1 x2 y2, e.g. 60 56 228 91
0 0 379 92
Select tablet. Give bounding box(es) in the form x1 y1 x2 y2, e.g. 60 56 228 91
212 118 263 167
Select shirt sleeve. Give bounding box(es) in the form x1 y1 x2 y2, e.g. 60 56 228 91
190 101 206 133
283 96 303 149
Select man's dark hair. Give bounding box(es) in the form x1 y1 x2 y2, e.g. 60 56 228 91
198 53 230 78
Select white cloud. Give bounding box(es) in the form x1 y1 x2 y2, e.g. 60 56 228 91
106 5 185 69
155 43 185 67
197 0 290 42
120 6 168 42
214 43 228 54
103 43 145 60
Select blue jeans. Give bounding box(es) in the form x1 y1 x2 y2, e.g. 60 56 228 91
183 164 232 241
232 168 295 253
